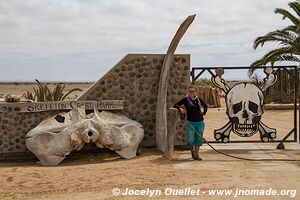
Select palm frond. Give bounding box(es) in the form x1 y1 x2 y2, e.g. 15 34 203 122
280 54 300 61
260 47 295 61
275 8 300 25
281 25 298 32
250 1 300 77
253 31 296 49
288 1 300 18
249 47 296 76
248 60 266 75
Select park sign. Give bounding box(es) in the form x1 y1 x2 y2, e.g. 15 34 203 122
17 100 124 113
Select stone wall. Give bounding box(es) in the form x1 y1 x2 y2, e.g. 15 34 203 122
78 54 190 147
0 103 59 157
0 53 190 160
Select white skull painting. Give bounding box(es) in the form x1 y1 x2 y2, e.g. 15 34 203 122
212 67 277 143
227 83 264 136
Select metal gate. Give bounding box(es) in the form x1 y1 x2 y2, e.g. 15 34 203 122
191 65 299 144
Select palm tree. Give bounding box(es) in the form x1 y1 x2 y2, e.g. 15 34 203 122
249 0 300 75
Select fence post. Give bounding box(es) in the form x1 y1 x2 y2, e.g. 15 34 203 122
164 108 179 160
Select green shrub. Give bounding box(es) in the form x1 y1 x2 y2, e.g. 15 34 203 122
25 79 82 102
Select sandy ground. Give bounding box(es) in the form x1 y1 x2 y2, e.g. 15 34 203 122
0 83 299 200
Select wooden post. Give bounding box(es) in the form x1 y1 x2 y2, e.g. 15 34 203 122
164 108 179 160
156 14 196 152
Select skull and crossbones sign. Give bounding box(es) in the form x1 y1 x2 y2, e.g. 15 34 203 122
212 67 277 143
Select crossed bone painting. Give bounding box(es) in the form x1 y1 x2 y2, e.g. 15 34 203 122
212 67 278 143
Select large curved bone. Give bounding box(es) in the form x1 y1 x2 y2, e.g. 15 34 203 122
26 108 144 165
93 110 144 158
156 14 196 152
26 130 86 166
25 108 88 165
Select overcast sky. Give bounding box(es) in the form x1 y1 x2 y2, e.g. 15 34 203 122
0 0 294 81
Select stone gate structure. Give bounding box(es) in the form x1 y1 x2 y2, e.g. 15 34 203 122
0 53 190 160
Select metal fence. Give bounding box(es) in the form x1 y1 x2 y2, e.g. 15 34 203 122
191 65 299 144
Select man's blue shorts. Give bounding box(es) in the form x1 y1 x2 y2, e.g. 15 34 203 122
186 121 205 147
